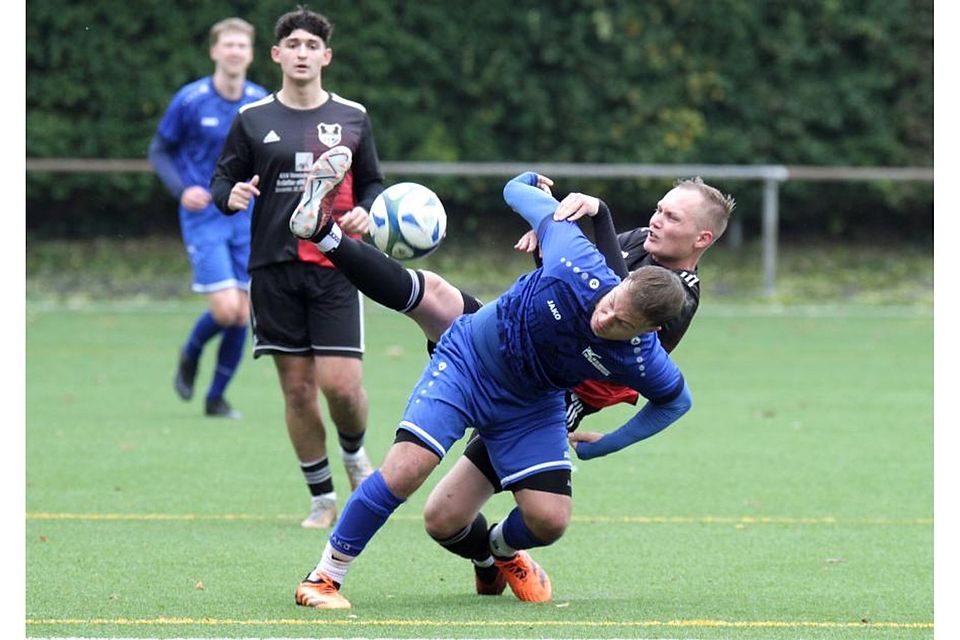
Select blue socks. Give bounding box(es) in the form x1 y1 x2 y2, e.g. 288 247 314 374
329 470 405 557
502 507 548 551
183 311 223 362
206 325 246 401
183 312 247 401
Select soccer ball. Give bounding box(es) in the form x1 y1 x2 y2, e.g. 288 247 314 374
368 182 447 260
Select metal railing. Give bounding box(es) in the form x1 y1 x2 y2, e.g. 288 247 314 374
25 159 933 296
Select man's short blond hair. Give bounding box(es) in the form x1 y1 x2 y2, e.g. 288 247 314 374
209 17 255 47
675 177 736 239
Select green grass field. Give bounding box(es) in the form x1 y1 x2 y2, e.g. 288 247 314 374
25 301 933 639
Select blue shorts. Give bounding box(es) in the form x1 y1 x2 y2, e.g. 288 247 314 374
182 207 250 294
399 316 571 488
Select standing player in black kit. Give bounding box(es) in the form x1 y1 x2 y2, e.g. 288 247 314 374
211 6 384 530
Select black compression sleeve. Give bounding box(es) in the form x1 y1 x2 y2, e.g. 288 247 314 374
593 200 628 278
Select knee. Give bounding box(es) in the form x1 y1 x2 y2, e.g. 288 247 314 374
319 374 366 408
380 443 438 499
210 300 246 326
282 377 317 412
520 502 571 544
209 305 236 327
423 497 464 540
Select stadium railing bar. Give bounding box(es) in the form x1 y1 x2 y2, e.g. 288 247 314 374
26 158 933 297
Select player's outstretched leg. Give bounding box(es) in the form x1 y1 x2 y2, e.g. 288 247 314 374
289 145 353 241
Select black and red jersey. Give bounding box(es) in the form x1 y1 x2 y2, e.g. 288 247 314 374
212 92 384 271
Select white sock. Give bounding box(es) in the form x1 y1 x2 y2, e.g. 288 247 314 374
311 491 336 507
341 446 367 461
488 521 518 559
315 220 343 252
310 541 354 585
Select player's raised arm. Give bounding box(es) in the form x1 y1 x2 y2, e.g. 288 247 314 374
569 381 692 459
502 172 561 230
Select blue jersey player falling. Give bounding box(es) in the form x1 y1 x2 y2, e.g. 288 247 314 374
149 18 268 419
294 172 694 609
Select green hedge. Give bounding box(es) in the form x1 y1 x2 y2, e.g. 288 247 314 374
26 0 932 241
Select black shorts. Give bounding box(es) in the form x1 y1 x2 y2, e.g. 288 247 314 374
249 262 363 359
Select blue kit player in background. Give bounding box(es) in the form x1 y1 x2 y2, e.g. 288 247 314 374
149 17 268 419
292 171 694 609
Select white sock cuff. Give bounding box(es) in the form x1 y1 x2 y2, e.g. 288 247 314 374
315 221 343 252
341 446 367 461
313 541 354 585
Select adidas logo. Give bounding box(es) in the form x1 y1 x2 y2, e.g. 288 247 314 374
263 130 281 144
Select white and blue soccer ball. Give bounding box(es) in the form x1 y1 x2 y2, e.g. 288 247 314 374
368 182 447 260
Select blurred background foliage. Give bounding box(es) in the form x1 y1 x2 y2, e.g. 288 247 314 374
26 0 932 245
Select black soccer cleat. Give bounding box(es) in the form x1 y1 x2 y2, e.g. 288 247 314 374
205 397 242 420
174 351 198 401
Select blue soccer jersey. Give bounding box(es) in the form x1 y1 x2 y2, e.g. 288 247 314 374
397 173 690 485
154 77 268 239
491 174 685 403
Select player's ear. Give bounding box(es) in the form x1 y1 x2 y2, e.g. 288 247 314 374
270 45 282 63
694 229 714 249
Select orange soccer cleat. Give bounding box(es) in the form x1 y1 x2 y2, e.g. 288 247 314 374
295 572 351 609
494 550 552 602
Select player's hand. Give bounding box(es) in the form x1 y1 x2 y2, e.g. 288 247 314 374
180 186 212 212
554 192 600 221
228 175 260 212
536 174 554 196
339 206 370 235
568 430 604 450
514 230 540 254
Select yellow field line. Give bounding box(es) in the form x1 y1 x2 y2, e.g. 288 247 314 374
25 617 933 630
25 512 933 525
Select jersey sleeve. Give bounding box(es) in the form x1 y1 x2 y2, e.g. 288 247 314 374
620 336 686 405
502 173 613 285
573 382 692 459
210 113 253 215
148 134 184 198
155 89 186 147
592 200 628 278
151 90 188 196
352 116 385 211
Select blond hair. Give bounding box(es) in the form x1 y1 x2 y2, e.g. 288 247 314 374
675 177 736 239
209 17 255 47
